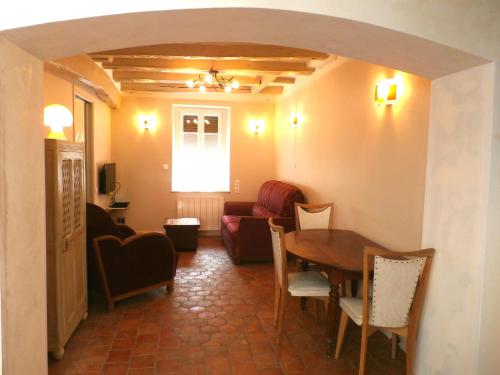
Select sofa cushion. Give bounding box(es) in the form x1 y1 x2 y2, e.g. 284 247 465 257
221 215 241 242
222 215 241 226
267 181 305 216
252 205 275 218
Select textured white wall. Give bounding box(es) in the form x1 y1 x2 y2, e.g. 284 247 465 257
0 37 47 374
419 63 495 375
477 63 500 375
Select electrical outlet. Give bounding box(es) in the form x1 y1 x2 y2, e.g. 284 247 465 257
162 164 169 170
234 179 240 193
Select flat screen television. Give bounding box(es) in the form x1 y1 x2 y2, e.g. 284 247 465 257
98 163 116 194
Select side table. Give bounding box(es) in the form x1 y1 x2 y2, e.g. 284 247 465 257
163 218 201 251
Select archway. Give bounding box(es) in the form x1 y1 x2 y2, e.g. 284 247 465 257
0 6 497 375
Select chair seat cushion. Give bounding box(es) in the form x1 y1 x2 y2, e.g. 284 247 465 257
288 271 330 297
221 215 241 242
221 215 241 226
251 204 275 218
339 297 372 326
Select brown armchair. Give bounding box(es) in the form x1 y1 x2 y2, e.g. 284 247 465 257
86 203 177 310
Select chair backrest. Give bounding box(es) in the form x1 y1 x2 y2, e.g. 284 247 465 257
269 218 288 290
295 202 333 230
86 203 121 241
362 247 434 329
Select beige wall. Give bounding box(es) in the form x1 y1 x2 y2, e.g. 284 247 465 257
275 59 431 251
111 96 275 231
0 37 47 375
43 71 112 208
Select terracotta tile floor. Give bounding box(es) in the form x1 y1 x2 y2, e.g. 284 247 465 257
49 237 406 375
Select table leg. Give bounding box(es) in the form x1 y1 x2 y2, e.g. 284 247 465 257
298 258 309 311
326 275 341 358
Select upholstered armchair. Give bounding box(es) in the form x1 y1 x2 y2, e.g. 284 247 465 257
221 180 305 264
86 203 177 310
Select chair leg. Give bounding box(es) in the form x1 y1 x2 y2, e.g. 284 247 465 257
335 310 349 359
359 324 369 375
273 285 281 327
406 333 416 375
340 281 346 297
277 291 287 344
391 334 398 359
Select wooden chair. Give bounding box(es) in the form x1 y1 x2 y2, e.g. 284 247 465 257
269 218 331 343
294 202 333 230
334 246 435 375
294 202 334 319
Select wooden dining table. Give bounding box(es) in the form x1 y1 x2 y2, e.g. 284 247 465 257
284 229 385 357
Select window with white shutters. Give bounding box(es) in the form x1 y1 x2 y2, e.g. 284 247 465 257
172 105 230 192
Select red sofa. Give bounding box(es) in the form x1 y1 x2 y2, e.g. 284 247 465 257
221 180 305 264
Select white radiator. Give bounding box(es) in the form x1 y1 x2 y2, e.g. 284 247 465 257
176 195 224 231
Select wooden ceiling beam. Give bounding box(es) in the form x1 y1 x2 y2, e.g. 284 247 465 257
102 58 315 76
91 43 329 61
112 71 296 86
121 82 283 95
112 71 262 85
260 86 284 95
273 76 295 84
252 74 279 94
121 82 251 94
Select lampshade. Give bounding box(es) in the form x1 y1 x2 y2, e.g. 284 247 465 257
249 119 265 134
44 104 73 140
375 77 402 106
138 114 157 131
290 112 303 128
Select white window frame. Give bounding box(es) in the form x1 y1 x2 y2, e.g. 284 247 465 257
171 104 231 192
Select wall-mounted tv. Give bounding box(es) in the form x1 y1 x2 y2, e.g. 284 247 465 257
98 163 116 194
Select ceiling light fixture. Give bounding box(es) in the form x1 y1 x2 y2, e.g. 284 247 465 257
187 68 239 93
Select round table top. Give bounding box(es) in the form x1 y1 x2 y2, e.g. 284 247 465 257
285 229 383 272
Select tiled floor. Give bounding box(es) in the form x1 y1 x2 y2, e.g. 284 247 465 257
49 237 406 375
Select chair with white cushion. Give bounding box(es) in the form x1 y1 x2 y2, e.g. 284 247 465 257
268 218 331 343
294 202 335 319
335 247 435 375
294 202 333 230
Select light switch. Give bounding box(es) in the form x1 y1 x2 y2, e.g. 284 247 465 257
162 164 169 170
234 179 240 193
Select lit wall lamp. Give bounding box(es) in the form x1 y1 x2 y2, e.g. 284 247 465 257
290 113 303 128
138 114 157 131
249 119 265 134
374 77 402 106
44 104 73 140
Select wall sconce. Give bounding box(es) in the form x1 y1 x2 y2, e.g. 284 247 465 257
138 114 157 131
44 104 73 140
374 77 402 106
249 119 265 134
290 113 303 128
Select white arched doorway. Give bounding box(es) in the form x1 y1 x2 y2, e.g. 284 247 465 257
0 5 498 375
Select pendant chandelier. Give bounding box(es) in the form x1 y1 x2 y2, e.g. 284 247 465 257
187 68 240 93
